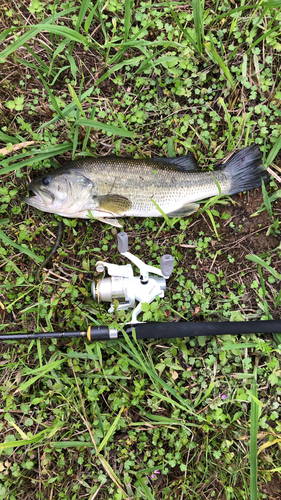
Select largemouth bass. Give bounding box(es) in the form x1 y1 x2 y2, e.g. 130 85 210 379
22 145 268 227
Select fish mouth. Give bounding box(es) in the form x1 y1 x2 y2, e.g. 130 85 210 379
22 188 55 206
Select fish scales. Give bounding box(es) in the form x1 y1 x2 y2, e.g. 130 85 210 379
22 145 269 227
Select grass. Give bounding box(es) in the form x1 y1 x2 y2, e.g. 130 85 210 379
0 0 281 499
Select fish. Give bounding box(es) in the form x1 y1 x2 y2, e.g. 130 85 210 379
22 145 268 227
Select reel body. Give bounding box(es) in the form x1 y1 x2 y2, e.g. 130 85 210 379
91 232 174 323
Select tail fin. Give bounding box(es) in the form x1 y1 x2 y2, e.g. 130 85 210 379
217 145 269 195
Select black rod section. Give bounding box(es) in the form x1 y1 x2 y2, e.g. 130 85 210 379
131 320 281 339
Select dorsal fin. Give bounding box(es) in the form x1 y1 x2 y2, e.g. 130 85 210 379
152 152 198 171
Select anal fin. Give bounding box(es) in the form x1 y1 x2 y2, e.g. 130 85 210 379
166 203 199 217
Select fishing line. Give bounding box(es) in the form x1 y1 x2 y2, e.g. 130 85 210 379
36 220 63 282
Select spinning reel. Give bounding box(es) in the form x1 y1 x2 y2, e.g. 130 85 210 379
91 232 174 323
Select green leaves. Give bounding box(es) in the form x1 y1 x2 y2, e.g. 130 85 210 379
5 96 24 111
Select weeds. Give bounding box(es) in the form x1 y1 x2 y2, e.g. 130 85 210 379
0 0 281 499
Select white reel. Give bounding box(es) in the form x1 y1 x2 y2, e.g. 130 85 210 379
91 232 174 323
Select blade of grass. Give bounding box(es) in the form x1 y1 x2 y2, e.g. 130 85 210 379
192 0 204 54
82 106 96 151
247 26 280 55
76 118 134 138
2 256 26 280
140 412 185 425
261 178 273 218
96 0 108 43
264 135 281 168
50 39 69 71
97 406 124 453
218 97 233 150
258 438 281 455
0 131 23 144
31 24 90 46
50 65 71 86
84 3 100 36
0 26 18 43
0 142 72 176
18 359 66 392
205 33 235 88
250 365 259 500
70 0 91 53
0 7 79 60
205 209 219 239
37 72 64 119
51 441 96 448
0 27 48 60
136 50 179 75
149 390 194 414
95 401 105 438
95 54 144 86
257 264 271 319
135 473 156 500
6 419 29 440
0 429 49 451
222 343 260 350
262 0 281 5
246 254 281 281
38 86 95 130
150 198 171 226
194 381 215 408
124 0 132 42
214 3 267 20
115 333 206 421
107 10 171 67
0 230 43 263
66 51 79 84
22 44 55 76
165 0 200 54
70 359 127 496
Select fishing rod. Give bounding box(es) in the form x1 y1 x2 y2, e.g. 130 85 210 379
1 320 281 343
2 233 280 343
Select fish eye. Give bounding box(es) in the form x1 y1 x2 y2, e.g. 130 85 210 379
42 176 51 186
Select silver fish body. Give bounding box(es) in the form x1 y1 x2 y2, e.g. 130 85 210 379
22 145 268 227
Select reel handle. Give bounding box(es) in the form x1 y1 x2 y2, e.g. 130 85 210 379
160 255 174 278
117 232 128 254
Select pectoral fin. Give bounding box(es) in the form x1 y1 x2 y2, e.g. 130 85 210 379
166 203 199 217
94 194 132 214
